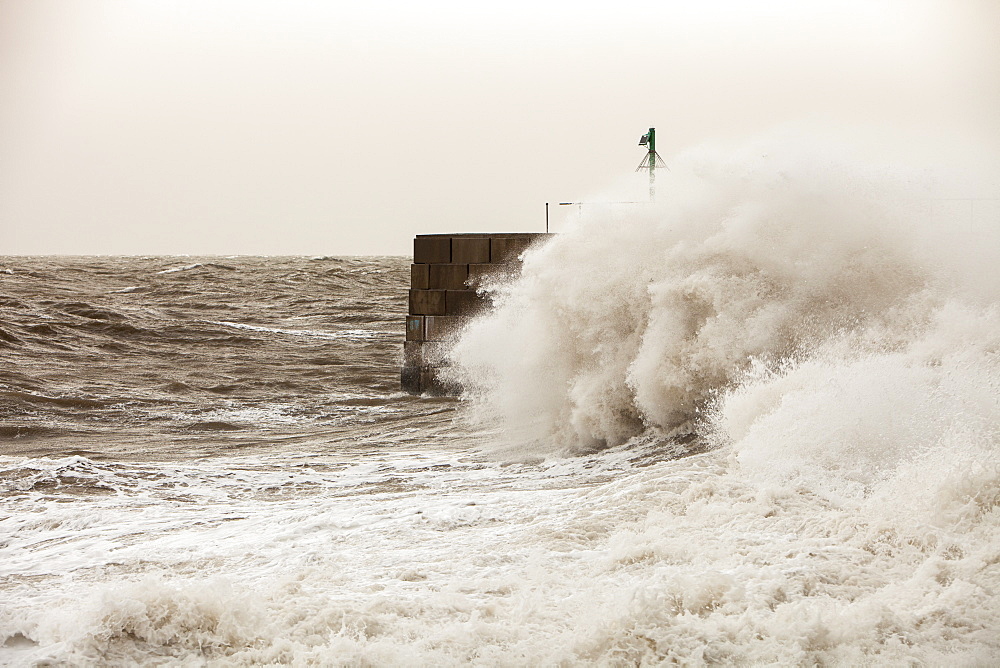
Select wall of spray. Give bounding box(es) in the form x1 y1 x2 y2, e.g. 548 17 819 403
443 135 1000 471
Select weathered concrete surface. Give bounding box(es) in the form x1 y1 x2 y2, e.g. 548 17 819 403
424 315 464 341
404 341 450 367
400 365 421 393
405 315 424 342
446 289 488 316
419 367 459 396
490 236 536 263
410 264 429 290
408 289 447 316
403 362 456 397
451 237 491 264
429 264 470 291
413 237 451 264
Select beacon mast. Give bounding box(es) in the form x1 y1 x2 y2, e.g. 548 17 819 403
637 127 667 202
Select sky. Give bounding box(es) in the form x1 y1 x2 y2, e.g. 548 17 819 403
1 0 998 256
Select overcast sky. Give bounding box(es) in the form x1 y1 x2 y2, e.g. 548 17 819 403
1 0 998 255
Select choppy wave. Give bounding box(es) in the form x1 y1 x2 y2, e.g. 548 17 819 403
2 434 997 665
211 320 383 340
418 136 999 663
448 137 999 458
155 262 237 274
2 142 998 665
0 256 410 454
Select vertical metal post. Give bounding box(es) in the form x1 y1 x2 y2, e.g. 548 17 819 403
647 127 656 202
546 202 549 233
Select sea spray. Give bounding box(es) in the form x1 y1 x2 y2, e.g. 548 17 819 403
430 137 1000 662
446 136 999 458
2 149 999 665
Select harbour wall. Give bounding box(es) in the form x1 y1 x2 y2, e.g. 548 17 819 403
402 233 553 395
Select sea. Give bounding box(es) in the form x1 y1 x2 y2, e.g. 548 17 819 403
2 142 998 665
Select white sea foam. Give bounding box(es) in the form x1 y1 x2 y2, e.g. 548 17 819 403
3 437 997 664
156 263 204 274
2 135 997 665
212 320 382 340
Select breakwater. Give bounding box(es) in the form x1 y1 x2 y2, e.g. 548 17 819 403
402 233 552 394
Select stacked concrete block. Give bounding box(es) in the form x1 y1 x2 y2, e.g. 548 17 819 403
401 232 553 395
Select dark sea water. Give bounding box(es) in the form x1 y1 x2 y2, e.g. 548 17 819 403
2 147 998 665
2 255 660 666
0 256 455 460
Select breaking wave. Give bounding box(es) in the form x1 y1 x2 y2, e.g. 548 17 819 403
439 138 1000 663
3 137 998 665
448 136 999 460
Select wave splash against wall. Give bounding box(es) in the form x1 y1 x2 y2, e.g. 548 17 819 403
447 136 1000 484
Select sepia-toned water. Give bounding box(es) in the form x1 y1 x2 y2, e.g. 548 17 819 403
2 143 999 665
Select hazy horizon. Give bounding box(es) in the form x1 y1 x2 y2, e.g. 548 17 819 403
2 0 998 256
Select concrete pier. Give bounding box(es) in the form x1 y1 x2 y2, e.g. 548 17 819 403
401 233 553 395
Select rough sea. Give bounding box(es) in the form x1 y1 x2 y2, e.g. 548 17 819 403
2 142 999 665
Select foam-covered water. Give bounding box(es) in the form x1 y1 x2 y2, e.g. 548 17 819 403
2 139 998 665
